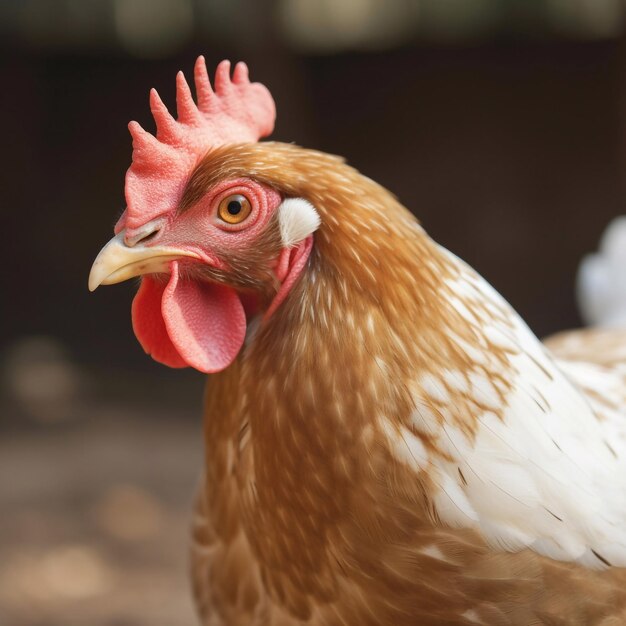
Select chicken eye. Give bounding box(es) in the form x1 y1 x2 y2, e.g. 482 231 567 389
217 194 252 225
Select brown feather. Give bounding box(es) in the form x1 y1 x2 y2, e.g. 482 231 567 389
187 142 626 624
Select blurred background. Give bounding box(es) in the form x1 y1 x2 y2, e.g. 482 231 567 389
1 0 625 624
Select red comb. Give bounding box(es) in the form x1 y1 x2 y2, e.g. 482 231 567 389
121 57 276 231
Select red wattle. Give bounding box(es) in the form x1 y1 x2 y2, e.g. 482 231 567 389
132 276 188 368
161 262 247 373
131 262 247 373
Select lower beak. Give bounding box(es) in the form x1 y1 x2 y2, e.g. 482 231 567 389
88 230 199 292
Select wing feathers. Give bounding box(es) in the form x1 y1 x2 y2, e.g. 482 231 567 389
389 250 626 569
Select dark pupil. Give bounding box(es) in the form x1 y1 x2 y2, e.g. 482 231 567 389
227 199 242 215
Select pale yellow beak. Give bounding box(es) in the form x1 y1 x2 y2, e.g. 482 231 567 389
88 230 199 292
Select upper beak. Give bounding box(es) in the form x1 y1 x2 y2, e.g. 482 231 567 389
88 230 200 292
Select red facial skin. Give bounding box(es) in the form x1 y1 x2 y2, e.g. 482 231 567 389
124 177 312 373
122 178 282 270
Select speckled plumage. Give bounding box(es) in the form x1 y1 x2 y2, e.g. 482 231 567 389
186 143 626 625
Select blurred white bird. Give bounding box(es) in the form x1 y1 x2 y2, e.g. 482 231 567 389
578 216 626 327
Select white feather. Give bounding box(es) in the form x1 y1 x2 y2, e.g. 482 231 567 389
277 198 321 247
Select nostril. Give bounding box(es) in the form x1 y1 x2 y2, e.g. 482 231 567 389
136 229 159 245
123 219 164 247
125 231 157 247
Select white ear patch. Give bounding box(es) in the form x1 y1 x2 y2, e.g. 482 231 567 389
277 198 321 247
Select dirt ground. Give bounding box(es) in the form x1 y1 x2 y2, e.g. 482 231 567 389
1 345 205 626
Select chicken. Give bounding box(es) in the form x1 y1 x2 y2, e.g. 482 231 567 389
89 57 626 625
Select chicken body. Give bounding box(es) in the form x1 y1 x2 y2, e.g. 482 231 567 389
186 143 626 625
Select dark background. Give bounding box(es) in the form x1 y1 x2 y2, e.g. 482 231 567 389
1 1 624 624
